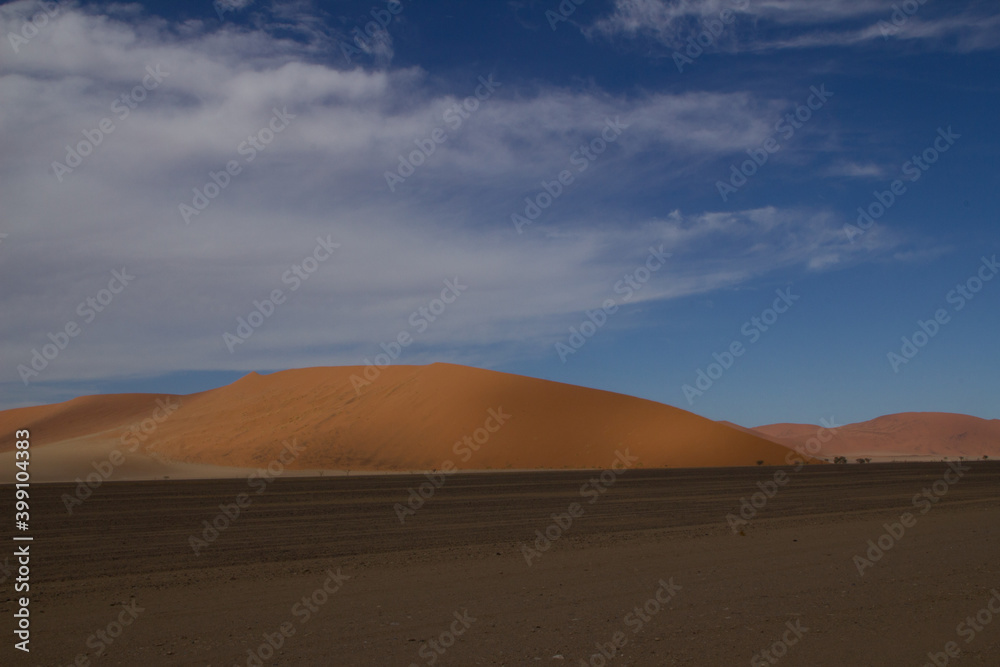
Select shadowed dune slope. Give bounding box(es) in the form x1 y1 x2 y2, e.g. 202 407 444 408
0 393 176 445
755 412 1000 460
1 364 807 474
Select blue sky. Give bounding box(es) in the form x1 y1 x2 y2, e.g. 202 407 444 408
1 0 998 427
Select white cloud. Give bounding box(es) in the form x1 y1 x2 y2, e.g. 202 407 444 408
827 161 886 179
0 2 908 406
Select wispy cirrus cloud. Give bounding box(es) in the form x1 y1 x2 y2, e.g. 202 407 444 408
588 0 1000 54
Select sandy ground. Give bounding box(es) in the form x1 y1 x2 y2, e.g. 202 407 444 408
2 463 999 666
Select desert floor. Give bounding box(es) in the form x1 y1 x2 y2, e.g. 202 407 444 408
4 463 1000 666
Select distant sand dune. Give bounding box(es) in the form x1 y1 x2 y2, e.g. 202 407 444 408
754 412 1000 461
0 364 808 481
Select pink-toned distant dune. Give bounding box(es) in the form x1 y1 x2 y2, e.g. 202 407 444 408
0 364 808 481
754 412 1000 461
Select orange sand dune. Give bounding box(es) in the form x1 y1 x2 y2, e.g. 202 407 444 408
0 364 808 480
755 412 1000 461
